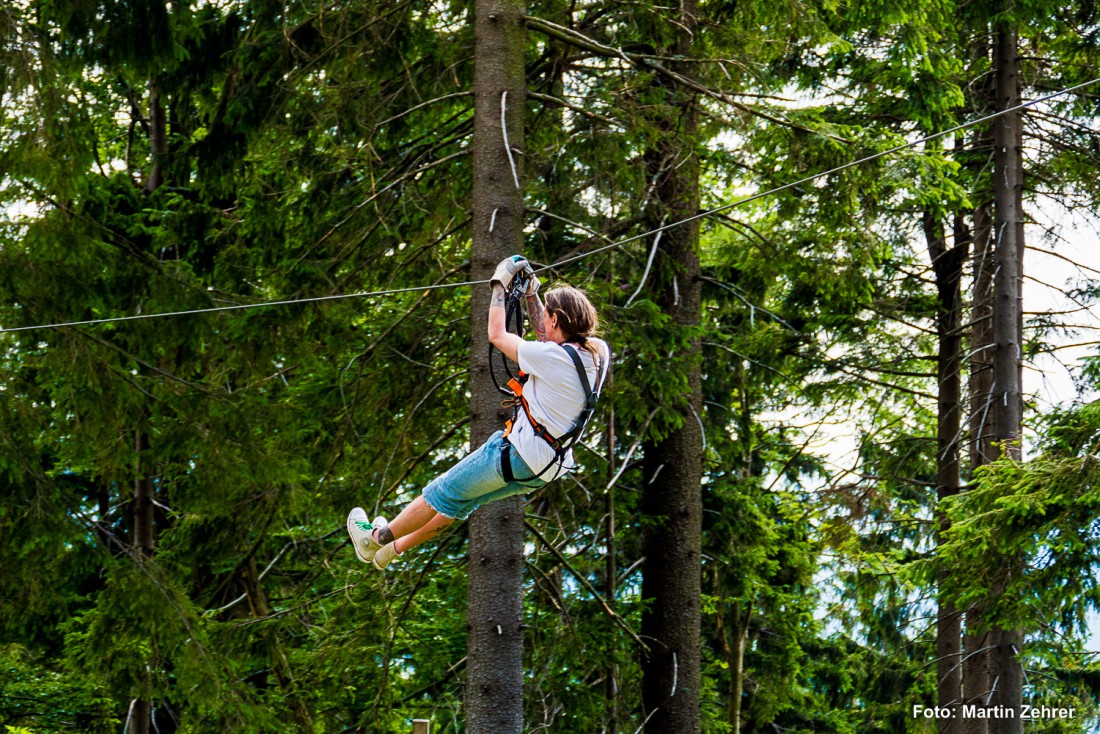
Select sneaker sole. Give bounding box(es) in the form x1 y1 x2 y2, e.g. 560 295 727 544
347 509 374 564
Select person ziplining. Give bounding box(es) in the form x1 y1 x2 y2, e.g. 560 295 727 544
345 254 610 570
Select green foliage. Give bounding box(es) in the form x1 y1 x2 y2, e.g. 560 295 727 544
935 402 1100 633
0 644 117 734
2 0 1100 730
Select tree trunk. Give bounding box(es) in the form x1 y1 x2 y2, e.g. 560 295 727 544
533 19 569 261
134 432 155 561
466 0 526 730
990 9 1024 483
242 557 316 734
640 405 702 734
988 18 1025 733
963 23 996 728
718 598 750 733
145 81 167 193
639 4 703 729
963 196 994 731
965 193 995 731
925 209 968 734
722 360 755 732
605 399 620 733
131 430 155 734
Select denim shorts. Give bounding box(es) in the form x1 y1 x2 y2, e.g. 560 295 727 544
422 430 547 521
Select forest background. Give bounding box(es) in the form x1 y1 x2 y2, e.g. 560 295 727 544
2 0 1100 733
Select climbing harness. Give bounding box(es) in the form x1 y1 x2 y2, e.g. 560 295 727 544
489 270 607 484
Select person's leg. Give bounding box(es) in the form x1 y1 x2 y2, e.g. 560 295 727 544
394 513 455 553
360 431 521 569
373 495 437 545
386 433 542 543
373 512 455 569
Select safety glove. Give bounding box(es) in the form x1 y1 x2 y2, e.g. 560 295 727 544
491 255 529 289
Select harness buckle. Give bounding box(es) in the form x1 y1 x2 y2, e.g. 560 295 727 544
508 265 535 301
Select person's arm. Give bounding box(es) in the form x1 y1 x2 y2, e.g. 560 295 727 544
525 290 548 342
488 283 524 362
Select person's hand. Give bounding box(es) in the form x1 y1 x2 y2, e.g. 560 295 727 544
491 255 529 289
524 272 541 297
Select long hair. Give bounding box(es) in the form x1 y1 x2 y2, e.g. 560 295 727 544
545 286 600 357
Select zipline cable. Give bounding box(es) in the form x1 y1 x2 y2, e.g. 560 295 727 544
4 75 1099 335
0 280 485 333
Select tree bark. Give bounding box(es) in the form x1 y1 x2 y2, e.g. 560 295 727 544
242 557 316 734
988 18 1025 733
134 431 155 561
722 360 755 732
963 197 994 732
718 597 750 733
963 25 996 729
925 210 968 734
145 81 167 193
131 430 155 734
965 195 995 733
533 21 569 261
466 0 526 730
605 398 620 733
639 4 703 730
132 74 167 727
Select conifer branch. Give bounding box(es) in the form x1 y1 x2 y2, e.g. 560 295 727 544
399 656 468 704
378 416 470 506
527 91 621 127
524 518 649 652
544 215 645 269
524 15 846 140
376 91 473 128
78 331 217 394
818 361 936 401
313 150 469 252
523 15 633 64
527 207 615 244
1024 244 1100 277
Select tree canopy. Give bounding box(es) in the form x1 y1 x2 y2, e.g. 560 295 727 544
3 0 1100 732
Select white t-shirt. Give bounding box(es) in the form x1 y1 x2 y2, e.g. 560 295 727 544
508 338 610 481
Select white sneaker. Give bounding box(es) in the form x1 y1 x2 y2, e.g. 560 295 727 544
346 508 387 564
372 542 401 570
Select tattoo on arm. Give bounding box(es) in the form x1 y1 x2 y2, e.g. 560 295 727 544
491 285 506 308
526 294 547 342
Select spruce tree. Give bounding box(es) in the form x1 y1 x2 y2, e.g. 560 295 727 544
466 0 527 730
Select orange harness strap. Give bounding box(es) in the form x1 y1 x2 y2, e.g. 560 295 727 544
500 344 604 484
501 372 560 449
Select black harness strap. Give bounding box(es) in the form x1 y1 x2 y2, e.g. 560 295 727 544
487 276 606 485
500 342 604 484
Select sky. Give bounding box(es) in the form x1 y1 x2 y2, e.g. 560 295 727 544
1026 206 1100 412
